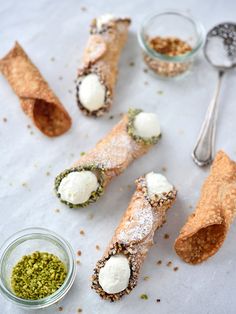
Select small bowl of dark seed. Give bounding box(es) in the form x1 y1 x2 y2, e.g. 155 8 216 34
138 10 205 78
0 228 76 309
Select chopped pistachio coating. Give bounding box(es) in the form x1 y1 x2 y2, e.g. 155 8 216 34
11 251 67 300
54 165 105 208
127 108 161 145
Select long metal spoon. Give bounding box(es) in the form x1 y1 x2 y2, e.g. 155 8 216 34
192 22 236 167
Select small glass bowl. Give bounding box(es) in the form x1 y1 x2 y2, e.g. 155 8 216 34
0 228 76 310
138 10 205 78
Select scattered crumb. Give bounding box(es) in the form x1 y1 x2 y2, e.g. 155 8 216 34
80 152 86 156
144 81 149 85
27 124 31 129
50 57 55 62
21 182 28 188
58 306 63 311
189 205 193 209
156 299 161 303
46 171 51 176
129 61 135 67
59 76 63 80
30 130 34 135
81 6 87 11
109 115 114 120
9 182 13 186
77 309 83 313
143 276 149 281
70 153 75 157
80 230 85 235
127 184 132 190
143 68 148 73
173 267 179 272
77 250 82 256
157 260 162 265
87 213 94 220
167 261 172 267
119 112 124 117
96 245 100 251
54 208 60 213
157 90 163 95
3 117 7 122
68 89 72 94
74 79 77 84
164 233 170 239
140 294 148 300
161 166 167 172
76 260 81 265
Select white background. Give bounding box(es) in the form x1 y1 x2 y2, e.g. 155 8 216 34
0 0 236 313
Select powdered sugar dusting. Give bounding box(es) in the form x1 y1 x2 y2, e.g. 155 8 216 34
117 196 154 243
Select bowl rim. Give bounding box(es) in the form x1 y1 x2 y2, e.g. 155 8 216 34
0 227 77 309
137 9 206 62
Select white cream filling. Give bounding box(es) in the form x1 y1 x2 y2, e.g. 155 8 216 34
133 112 161 138
96 14 115 30
58 171 99 205
146 172 173 198
79 74 106 111
98 254 130 294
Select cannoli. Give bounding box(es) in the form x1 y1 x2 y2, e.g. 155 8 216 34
76 14 131 116
91 172 177 301
55 109 161 208
0 42 71 137
175 150 236 264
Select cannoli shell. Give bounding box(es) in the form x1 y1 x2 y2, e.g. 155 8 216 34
74 114 151 185
175 150 236 264
0 42 71 136
91 176 177 301
77 18 131 116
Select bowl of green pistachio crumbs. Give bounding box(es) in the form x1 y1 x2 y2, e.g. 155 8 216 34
0 228 76 309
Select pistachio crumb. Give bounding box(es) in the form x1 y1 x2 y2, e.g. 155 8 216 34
21 182 28 188
143 68 148 73
77 250 82 256
143 276 149 281
80 152 86 156
80 230 85 235
76 260 81 265
129 61 135 67
167 261 172 267
30 131 34 135
95 245 100 251
140 294 148 300
109 115 114 120
157 90 164 95
157 260 162 265
46 171 51 176
164 233 170 239
77 309 83 313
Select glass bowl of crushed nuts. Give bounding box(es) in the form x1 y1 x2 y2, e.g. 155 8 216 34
0 228 76 309
138 10 205 78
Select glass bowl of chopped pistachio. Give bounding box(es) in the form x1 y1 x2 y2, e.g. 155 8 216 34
0 228 76 309
138 10 205 78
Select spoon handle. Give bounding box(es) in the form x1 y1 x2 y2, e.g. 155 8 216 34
192 70 225 166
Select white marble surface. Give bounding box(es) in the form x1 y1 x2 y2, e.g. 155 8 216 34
0 0 236 313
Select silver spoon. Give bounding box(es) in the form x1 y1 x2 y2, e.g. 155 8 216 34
192 22 236 167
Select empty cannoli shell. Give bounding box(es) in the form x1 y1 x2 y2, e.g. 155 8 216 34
0 42 71 136
91 175 177 301
175 150 236 264
76 17 131 116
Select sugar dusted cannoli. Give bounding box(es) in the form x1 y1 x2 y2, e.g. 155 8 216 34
76 14 131 116
55 109 161 208
0 42 71 137
91 172 177 301
175 150 236 264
